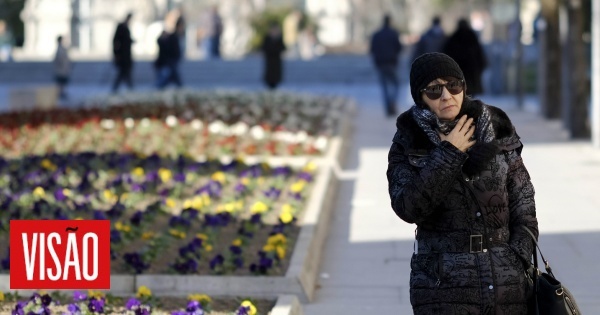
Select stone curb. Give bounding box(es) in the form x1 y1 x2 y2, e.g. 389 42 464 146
270 295 304 315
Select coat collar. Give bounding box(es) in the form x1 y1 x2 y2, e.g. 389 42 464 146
393 100 521 176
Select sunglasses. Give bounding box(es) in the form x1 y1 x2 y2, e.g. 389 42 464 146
420 80 465 100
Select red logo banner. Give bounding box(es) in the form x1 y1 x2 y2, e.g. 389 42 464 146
10 220 110 289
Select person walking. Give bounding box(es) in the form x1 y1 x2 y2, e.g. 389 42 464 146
156 19 185 89
387 52 537 314
261 22 286 90
208 6 223 59
370 14 403 118
53 35 71 100
443 18 488 96
112 13 134 92
412 16 446 62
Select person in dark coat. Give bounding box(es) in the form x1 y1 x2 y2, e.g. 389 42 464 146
412 16 446 62
387 53 538 314
370 14 403 118
261 22 286 90
112 13 134 92
155 19 185 89
442 19 488 96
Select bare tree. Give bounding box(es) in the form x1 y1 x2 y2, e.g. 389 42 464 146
564 0 589 138
540 0 562 119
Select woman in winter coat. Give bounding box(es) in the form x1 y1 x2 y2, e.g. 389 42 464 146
387 52 538 314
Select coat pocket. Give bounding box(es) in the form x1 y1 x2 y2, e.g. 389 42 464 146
410 253 442 289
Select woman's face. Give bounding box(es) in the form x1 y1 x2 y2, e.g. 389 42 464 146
421 78 465 121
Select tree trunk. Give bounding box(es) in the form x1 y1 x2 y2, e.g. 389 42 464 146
540 0 562 119
566 0 590 138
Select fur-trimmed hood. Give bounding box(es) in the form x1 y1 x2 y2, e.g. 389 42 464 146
392 99 522 176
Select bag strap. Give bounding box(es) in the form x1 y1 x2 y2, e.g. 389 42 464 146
521 226 554 276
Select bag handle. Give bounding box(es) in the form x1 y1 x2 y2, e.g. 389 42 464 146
521 226 554 276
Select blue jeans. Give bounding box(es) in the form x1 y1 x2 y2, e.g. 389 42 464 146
376 64 399 116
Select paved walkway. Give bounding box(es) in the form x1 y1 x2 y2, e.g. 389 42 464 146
1 82 599 314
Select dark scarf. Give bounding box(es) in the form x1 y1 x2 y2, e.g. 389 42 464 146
411 99 500 176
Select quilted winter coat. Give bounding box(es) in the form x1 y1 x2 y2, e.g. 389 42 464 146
387 100 538 315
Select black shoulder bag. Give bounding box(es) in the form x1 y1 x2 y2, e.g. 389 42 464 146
522 226 582 315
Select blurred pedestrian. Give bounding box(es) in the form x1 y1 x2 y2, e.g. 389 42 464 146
0 21 14 62
53 35 71 100
412 16 446 62
112 13 134 92
370 14 403 118
261 22 286 90
283 9 302 59
442 19 488 96
387 52 537 314
208 6 223 59
156 19 185 89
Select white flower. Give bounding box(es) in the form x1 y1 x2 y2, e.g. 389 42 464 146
100 119 115 130
191 119 203 130
208 120 226 134
124 118 135 129
140 118 151 128
314 136 328 151
296 131 308 143
231 122 249 136
166 115 178 127
219 155 233 165
250 125 265 140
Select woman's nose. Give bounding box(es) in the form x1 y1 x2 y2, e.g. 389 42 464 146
440 86 452 100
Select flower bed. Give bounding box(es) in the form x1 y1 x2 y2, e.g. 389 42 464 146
0 153 318 276
0 287 276 315
0 89 355 302
0 90 348 159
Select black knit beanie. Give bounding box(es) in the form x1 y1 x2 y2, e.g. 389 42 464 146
410 52 465 106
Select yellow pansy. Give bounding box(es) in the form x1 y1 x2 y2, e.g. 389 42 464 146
75 217 84 220
276 246 286 259
218 202 237 213
290 180 306 193
279 210 294 224
103 190 117 203
204 244 213 252
169 229 186 239
33 187 45 198
40 159 57 171
188 294 212 304
250 201 268 214
232 239 242 247
141 232 155 240
158 168 172 183
201 194 211 207
211 171 226 184
241 177 250 186
131 167 145 177
302 161 318 173
267 233 287 246
62 189 72 197
165 198 177 209
262 244 275 252
136 286 152 298
240 300 257 315
87 290 105 298
281 204 295 214
120 193 129 201
115 222 131 233
196 233 209 241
